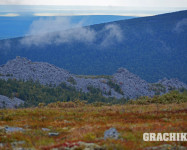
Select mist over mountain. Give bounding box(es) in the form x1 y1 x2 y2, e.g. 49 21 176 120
0 15 133 39
0 10 187 83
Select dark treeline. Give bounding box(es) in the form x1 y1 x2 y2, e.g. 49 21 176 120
0 79 126 107
0 79 186 107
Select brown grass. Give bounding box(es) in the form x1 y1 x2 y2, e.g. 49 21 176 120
0 103 187 149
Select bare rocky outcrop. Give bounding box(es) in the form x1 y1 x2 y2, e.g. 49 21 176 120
0 56 71 86
157 78 187 91
0 57 186 100
113 68 155 99
74 77 123 99
0 95 24 108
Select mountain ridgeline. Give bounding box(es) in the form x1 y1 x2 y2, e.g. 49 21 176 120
0 10 187 84
0 57 186 101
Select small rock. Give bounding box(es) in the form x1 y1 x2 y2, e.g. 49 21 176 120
0 143 4 148
104 127 119 140
62 127 68 130
64 120 71 123
48 132 59 136
11 141 25 147
42 128 50 131
5 126 24 133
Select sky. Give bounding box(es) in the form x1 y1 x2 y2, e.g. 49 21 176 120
0 0 187 7
0 0 187 16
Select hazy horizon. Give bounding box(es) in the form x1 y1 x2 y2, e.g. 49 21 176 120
0 5 186 17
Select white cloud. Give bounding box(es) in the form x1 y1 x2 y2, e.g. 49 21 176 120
0 40 11 51
33 13 71 16
174 18 187 33
20 17 123 47
27 17 74 35
20 17 96 46
100 24 123 47
0 13 19 17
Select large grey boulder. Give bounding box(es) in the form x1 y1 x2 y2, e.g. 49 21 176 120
0 126 24 133
5 126 24 133
104 127 119 140
0 95 24 109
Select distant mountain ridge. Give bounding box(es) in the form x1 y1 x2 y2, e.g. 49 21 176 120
0 57 186 99
0 10 187 83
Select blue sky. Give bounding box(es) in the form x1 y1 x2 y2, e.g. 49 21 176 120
0 0 187 17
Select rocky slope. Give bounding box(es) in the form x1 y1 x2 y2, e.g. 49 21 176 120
0 95 24 108
113 68 154 99
0 57 186 99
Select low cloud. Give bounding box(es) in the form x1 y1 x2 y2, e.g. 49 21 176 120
0 40 12 53
0 13 20 17
174 18 187 33
100 24 123 47
20 17 96 46
20 17 123 47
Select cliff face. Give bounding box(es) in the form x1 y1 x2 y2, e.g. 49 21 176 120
0 57 186 99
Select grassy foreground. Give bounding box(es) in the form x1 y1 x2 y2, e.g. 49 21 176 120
0 102 187 150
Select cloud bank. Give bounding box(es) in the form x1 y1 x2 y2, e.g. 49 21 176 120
0 13 20 17
20 17 123 47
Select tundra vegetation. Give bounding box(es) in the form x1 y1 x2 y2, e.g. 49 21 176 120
0 79 187 149
0 101 186 149
1 79 187 107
